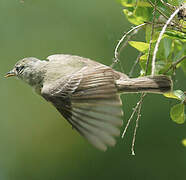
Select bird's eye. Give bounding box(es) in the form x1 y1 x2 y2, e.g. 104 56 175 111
16 66 25 73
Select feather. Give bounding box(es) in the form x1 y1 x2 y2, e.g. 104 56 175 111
41 65 123 151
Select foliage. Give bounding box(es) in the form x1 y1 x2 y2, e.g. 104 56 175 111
119 0 186 125
182 138 186 146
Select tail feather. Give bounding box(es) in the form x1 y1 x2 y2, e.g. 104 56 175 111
116 75 172 94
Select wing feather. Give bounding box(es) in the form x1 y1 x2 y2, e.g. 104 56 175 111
42 65 123 151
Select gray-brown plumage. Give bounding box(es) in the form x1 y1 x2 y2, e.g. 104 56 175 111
5 54 172 151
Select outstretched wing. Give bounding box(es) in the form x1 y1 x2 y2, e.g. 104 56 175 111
41 65 123 151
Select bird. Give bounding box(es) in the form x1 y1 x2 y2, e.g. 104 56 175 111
5 54 172 151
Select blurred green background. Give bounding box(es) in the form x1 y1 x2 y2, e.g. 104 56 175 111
0 0 186 179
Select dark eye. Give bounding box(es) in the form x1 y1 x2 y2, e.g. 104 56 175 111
16 66 25 73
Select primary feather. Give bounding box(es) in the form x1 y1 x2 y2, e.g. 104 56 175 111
41 60 123 151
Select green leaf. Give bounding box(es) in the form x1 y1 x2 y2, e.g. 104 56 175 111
155 61 166 74
123 9 144 25
173 43 186 61
182 139 186 147
121 0 151 7
170 103 185 124
174 90 186 101
145 25 160 43
121 0 134 7
164 90 186 101
164 31 186 41
163 38 172 59
158 62 172 74
155 39 167 60
145 25 152 43
128 41 149 52
139 58 146 75
167 0 184 6
123 5 152 25
181 57 186 74
164 92 180 100
139 53 148 60
139 56 152 75
134 6 152 22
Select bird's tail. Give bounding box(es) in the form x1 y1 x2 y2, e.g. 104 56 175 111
116 75 172 94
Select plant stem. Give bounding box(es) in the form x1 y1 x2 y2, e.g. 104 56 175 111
151 6 182 76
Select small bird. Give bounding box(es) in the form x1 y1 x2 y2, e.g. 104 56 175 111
5 54 172 151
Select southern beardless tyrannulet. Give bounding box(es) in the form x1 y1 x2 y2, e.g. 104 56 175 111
5 54 172 151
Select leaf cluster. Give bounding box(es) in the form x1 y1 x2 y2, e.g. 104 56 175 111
120 0 186 124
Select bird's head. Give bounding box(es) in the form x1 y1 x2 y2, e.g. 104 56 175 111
5 57 47 87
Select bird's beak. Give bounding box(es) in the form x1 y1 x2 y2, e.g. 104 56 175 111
5 70 16 78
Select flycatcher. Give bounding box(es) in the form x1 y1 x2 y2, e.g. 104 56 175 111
5 54 172 151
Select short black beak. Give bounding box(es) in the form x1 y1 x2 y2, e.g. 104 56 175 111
4 70 16 78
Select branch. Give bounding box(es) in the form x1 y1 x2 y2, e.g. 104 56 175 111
121 100 140 139
129 52 142 77
151 6 182 76
121 93 146 139
147 0 170 21
160 0 175 10
122 93 146 155
112 23 146 67
147 0 180 28
145 1 157 75
131 94 144 155
164 55 186 74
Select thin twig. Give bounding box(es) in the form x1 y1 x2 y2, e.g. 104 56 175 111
160 0 175 10
135 0 138 7
122 109 137 139
117 30 138 60
145 1 157 75
129 2 158 154
151 6 182 76
119 24 147 155
148 0 181 28
117 57 125 74
129 52 142 77
147 0 170 21
164 55 186 74
121 93 145 139
173 55 186 67
121 102 140 139
112 31 136 73
146 21 182 32
113 28 142 73
131 94 144 155
112 23 146 67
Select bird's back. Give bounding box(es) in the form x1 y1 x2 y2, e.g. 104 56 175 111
44 54 128 84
